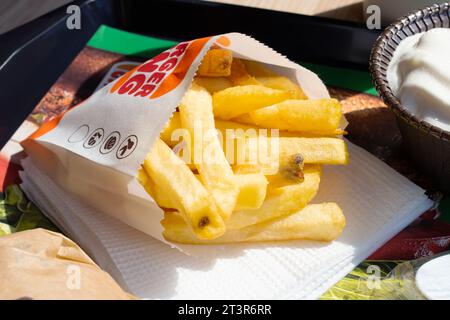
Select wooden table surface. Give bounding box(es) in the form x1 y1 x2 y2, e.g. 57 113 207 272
206 0 365 23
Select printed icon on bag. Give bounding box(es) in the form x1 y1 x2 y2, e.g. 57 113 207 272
100 131 121 154
83 128 104 149
68 125 89 143
116 135 138 159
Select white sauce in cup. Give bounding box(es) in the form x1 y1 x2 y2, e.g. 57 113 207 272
387 28 450 132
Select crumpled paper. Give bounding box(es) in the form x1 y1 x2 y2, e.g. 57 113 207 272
0 228 136 300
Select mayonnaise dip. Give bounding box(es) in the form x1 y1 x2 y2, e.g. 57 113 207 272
387 28 450 131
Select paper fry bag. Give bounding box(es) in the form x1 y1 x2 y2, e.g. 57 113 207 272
21 33 330 249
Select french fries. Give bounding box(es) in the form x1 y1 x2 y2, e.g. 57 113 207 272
179 83 239 220
242 59 276 77
137 167 175 209
194 77 233 94
242 59 307 99
149 171 268 213
162 203 345 244
234 172 268 210
160 113 182 147
226 114 346 137
143 139 225 240
233 99 342 132
231 137 348 175
160 112 345 148
278 137 348 165
139 48 349 244
256 77 307 99
229 58 260 86
214 118 259 133
197 49 233 77
226 165 321 229
213 85 291 120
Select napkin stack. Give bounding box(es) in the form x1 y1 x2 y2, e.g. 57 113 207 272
20 141 432 299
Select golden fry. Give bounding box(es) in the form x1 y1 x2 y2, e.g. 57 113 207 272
235 99 342 132
137 167 175 208
241 59 276 77
226 165 321 229
213 85 291 120
257 76 307 99
143 139 225 239
230 114 345 137
214 118 259 133
194 76 233 94
230 137 348 176
197 49 233 77
179 83 239 220
196 171 268 210
160 113 182 147
228 58 260 86
234 172 268 210
277 137 348 165
242 59 308 100
162 203 345 244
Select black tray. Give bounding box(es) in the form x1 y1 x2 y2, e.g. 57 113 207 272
0 0 380 149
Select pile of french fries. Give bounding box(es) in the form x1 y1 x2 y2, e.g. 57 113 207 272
137 48 348 244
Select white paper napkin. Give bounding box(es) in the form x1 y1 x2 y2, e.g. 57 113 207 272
19 140 433 299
